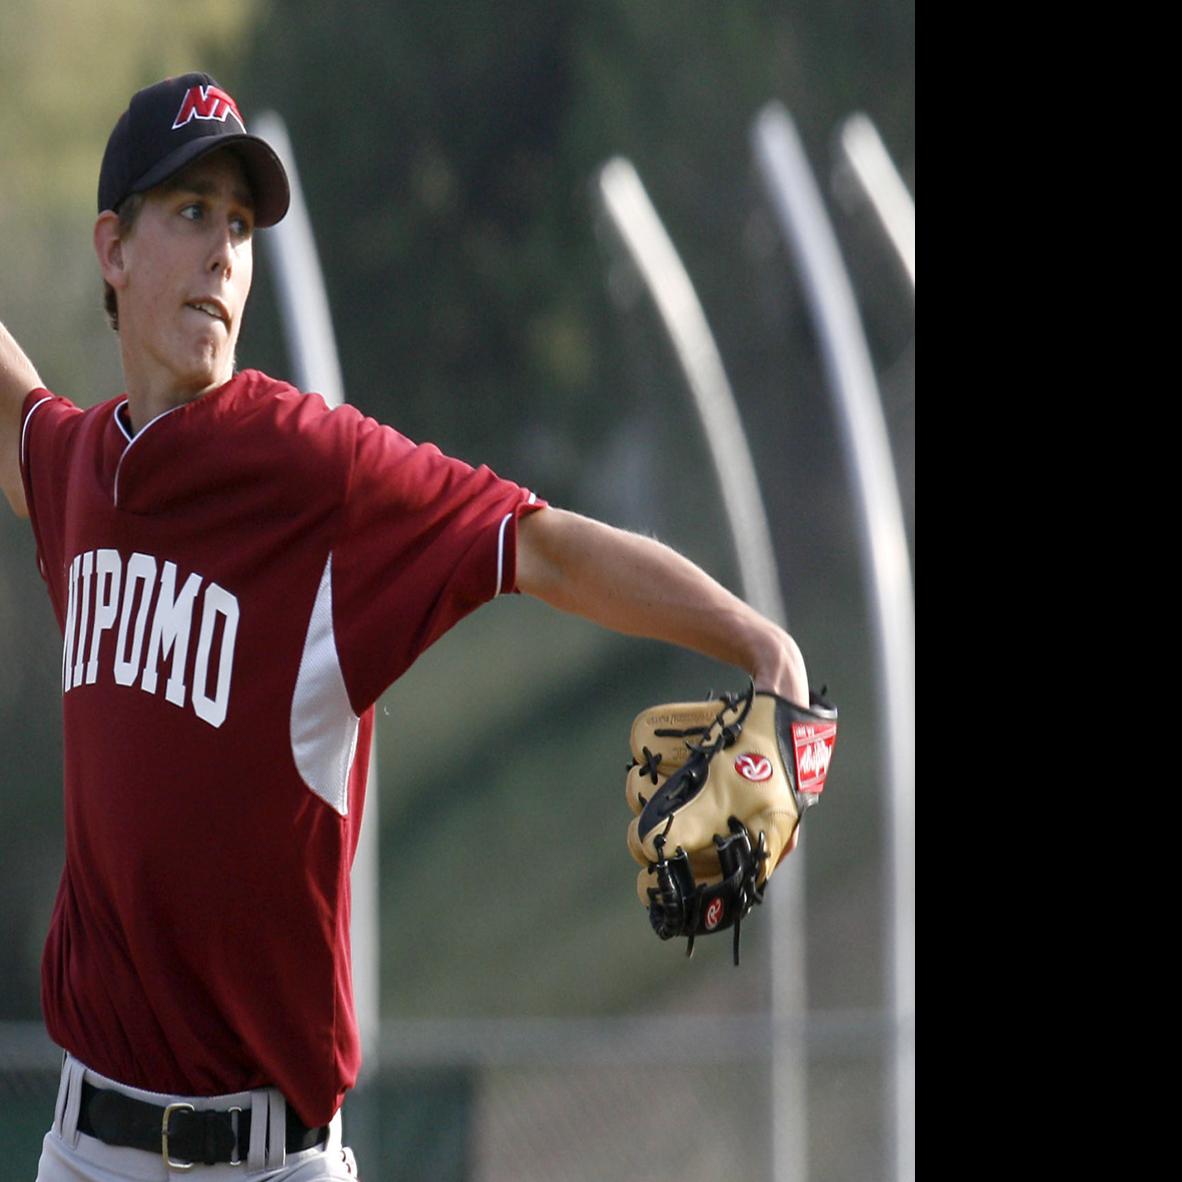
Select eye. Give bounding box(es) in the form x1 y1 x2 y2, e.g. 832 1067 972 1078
230 214 254 240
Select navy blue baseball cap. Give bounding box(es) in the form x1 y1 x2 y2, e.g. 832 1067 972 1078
98 72 290 227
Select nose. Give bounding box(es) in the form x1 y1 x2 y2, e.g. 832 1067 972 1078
206 222 237 277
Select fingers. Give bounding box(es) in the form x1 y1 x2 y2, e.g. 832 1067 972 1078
628 700 726 766
634 849 725 907
624 761 662 816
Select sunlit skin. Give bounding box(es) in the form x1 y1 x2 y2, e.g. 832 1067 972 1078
93 150 255 434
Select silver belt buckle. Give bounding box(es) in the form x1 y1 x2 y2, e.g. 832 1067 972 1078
162 1101 196 1171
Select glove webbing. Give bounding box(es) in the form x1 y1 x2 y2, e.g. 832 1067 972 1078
642 684 764 965
648 815 768 965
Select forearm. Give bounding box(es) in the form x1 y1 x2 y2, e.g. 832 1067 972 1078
1 318 44 517
516 507 809 706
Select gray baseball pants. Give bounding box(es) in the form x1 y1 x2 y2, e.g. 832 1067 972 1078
35 1053 359 1180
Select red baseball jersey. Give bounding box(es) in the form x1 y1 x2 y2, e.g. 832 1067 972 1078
19 369 545 1127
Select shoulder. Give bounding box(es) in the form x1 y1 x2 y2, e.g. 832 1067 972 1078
221 372 414 511
22 387 78 436
253 376 426 477
16 388 122 524
229 370 365 460
21 388 121 460
229 372 479 495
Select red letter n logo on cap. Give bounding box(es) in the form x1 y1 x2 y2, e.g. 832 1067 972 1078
172 85 245 131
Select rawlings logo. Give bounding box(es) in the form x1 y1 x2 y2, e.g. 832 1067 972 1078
704 897 725 930
791 722 837 794
172 85 245 131
734 752 773 782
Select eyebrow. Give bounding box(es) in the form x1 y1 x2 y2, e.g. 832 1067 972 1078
165 174 255 211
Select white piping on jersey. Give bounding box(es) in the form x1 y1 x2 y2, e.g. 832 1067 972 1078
495 492 538 597
112 402 186 508
113 400 133 444
495 513 511 597
291 554 358 816
20 396 53 469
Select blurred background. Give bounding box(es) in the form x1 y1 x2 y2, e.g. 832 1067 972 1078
0 1 913 1178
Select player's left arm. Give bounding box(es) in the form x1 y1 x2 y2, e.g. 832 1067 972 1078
0 317 44 518
515 506 808 707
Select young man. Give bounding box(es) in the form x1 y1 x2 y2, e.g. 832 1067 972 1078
1 74 810 1179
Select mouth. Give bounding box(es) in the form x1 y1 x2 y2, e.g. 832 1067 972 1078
185 299 231 330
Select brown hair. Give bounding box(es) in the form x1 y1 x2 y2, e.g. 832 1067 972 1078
102 193 146 332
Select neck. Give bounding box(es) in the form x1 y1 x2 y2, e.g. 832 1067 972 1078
120 345 235 435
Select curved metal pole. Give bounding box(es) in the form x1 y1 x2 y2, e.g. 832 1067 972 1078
835 113 916 289
595 155 805 1182
595 158 786 627
252 114 346 406
752 102 915 1182
253 112 380 1078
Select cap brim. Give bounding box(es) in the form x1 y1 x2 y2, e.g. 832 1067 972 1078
127 134 291 228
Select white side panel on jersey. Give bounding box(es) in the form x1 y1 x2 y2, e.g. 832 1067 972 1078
291 554 358 816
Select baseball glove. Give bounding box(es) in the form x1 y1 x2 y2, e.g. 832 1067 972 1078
625 680 837 964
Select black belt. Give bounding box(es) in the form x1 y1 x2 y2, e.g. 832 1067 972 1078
77 1080 328 1168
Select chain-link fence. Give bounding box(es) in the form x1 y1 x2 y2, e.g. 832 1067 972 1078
2 1010 892 1180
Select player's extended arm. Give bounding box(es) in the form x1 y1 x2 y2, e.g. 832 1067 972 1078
515 506 809 708
1 318 44 518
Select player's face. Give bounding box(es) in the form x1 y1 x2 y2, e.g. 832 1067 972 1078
117 150 255 397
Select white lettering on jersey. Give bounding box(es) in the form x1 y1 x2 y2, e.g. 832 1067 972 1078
113 553 157 686
72 551 94 689
63 549 240 729
141 561 203 706
85 549 122 684
191 584 239 729
61 555 80 692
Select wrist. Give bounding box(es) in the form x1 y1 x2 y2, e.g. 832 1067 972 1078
751 630 808 707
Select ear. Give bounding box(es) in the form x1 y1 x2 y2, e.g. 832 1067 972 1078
94 211 128 291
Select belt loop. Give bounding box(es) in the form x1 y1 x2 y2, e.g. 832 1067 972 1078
266 1088 287 1168
52 1054 72 1134
59 1054 86 1148
52 1052 70 1137
248 1089 269 1171
229 1107 243 1167
323 1109 342 1154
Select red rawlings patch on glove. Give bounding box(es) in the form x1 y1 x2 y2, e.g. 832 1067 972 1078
733 752 774 782
791 720 837 796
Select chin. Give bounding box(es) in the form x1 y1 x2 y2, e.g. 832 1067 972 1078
185 345 236 390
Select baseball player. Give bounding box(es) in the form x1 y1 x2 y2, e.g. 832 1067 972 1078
0 73 810 1180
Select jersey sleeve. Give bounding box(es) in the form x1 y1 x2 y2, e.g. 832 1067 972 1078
329 409 546 713
18 388 84 621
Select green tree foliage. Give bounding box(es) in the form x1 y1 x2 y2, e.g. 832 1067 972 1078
236 0 913 499
0 0 256 206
